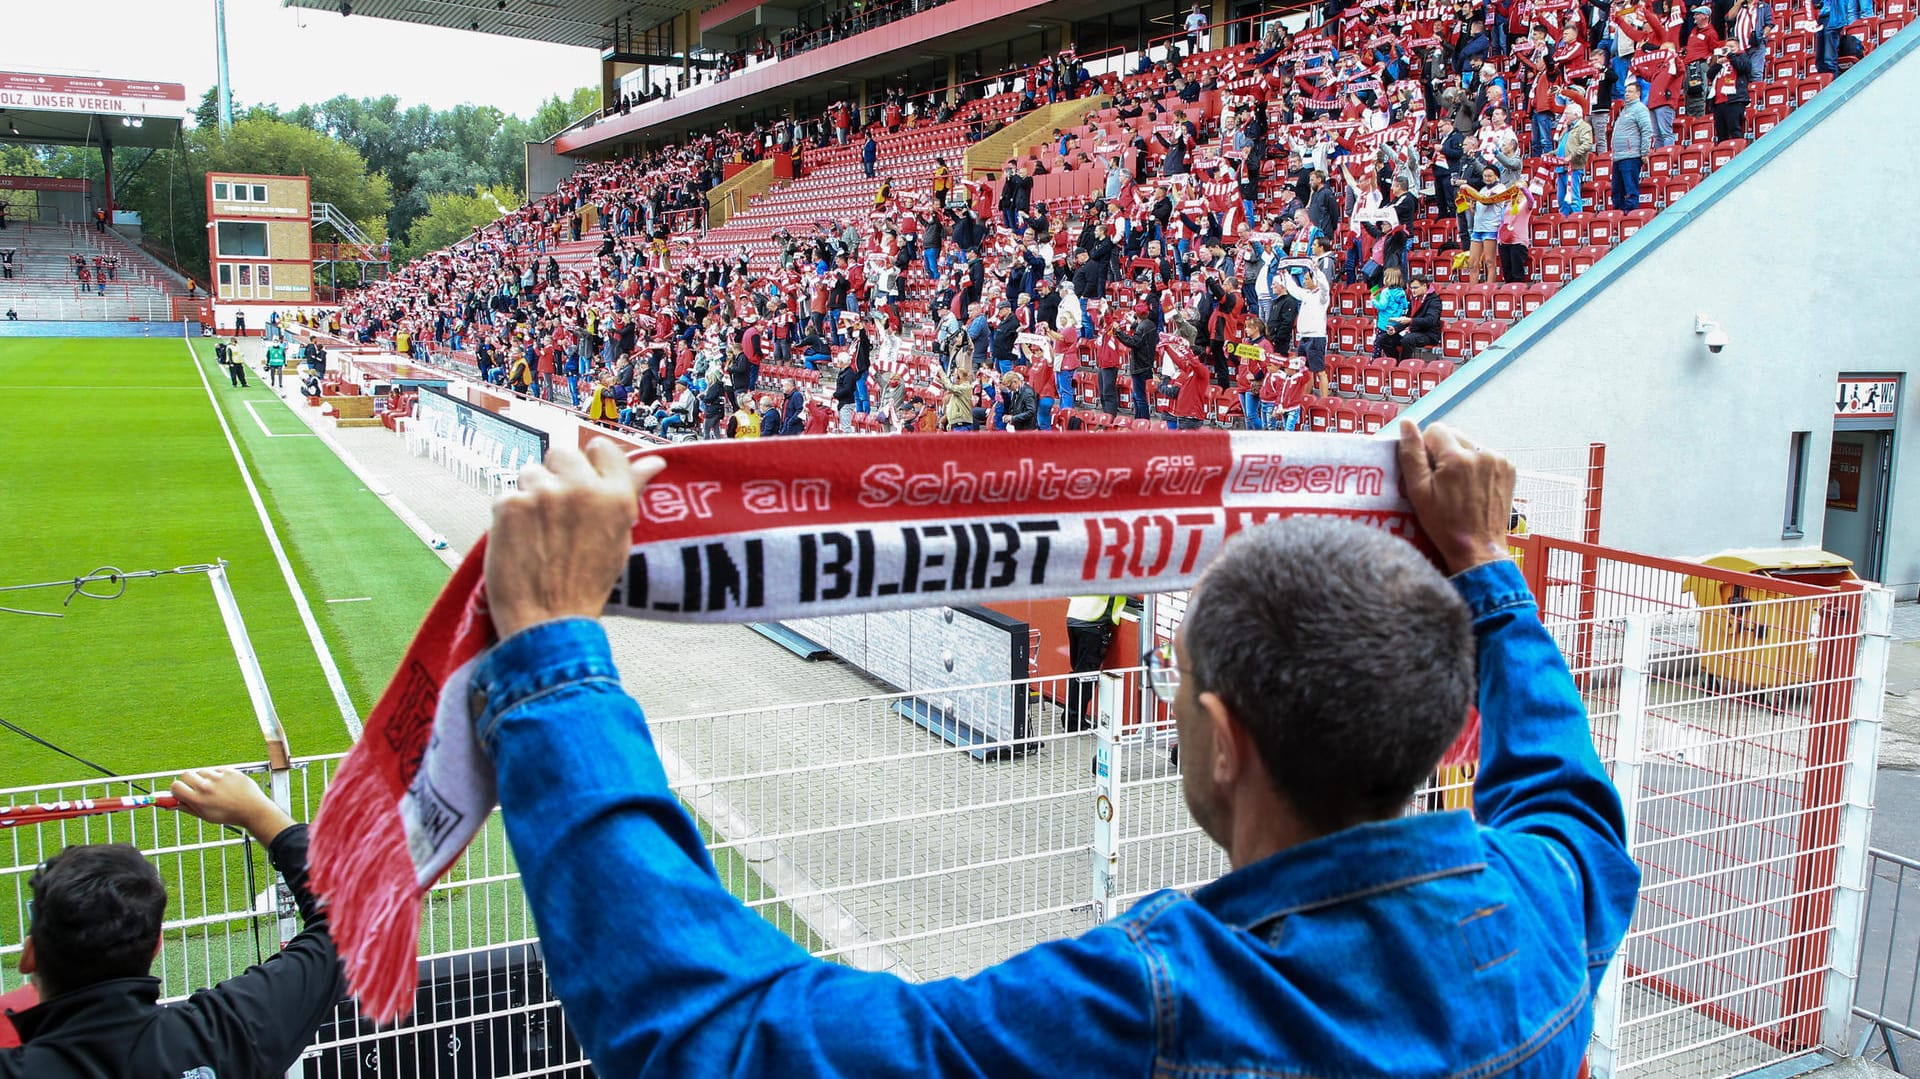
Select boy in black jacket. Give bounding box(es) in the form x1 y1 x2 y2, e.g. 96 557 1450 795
2 768 343 1077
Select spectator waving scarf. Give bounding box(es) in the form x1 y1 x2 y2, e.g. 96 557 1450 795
309 433 1428 1022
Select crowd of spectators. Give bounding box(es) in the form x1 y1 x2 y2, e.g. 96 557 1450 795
338 0 1882 443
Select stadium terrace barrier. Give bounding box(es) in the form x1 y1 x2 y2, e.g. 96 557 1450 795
0 540 1892 1078
0 319 201 338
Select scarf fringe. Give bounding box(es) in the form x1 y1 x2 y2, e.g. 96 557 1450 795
310 764 427 1025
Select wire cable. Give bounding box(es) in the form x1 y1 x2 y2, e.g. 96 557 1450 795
0 563 224 617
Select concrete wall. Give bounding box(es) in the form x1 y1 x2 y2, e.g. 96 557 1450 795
1403 24 1920 595
525 142 578 200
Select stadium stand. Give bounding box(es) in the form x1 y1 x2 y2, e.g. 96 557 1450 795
0 221 187 322
327 0 1914 443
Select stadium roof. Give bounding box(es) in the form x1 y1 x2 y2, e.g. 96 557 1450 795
0 72 187 150
278 0 687 51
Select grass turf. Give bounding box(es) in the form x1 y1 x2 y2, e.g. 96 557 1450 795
0 336 450 786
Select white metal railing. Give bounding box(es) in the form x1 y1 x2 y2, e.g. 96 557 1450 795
0 292 176 322
1853 848 1920 1073
0 578 1889 1076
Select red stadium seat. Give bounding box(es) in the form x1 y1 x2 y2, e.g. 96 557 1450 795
1556 215 1587 248
1419 359 1457 394
1332 398 1363 434
1521 285 1549 316
1569 246 1601 278
1532 214 1558 248
1212 387 1242 426
1538 251 1569 286
1763 82 1792 110
1589 155 1612 184
1621 209 1656 239
1337 318 1365 355
1798 74 1833 105
1388 361 1419 402
1754 108 1787 137
1332 354 1362 396
1468 322 1498 356
1490 284 1522 321
1305 395 1334 432
1361 356 1390 400
1587 210 1621 247
1457 284 1490 320
1435 282 1462 318
1677 146 1707 174
1361 400 1399 435
1442 321 1468 358
1647 146 1679 176
1713 139 1749 169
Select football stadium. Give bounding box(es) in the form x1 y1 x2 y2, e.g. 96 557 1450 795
0 0 1917 1072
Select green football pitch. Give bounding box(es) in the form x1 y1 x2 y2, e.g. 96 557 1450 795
0 335 452 788
0 335 824 996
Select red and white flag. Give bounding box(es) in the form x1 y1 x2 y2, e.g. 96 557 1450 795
309 432 1427 1022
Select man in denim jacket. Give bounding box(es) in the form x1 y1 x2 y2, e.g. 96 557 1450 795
469 422 1640 1077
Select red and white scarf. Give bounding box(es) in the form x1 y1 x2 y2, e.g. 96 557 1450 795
309 432 1425 1022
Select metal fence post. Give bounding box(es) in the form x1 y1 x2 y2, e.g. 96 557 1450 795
1091 671 1122 925
1590 613 1649 1079
204 561 301 962
1826 586 1894 1051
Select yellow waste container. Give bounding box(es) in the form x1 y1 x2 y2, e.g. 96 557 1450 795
1683 549 1857 690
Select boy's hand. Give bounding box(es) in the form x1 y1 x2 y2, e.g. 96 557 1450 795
172 767 295 842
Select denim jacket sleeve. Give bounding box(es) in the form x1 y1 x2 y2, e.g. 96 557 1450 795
473 619 1158 1078
1456 559 1641 987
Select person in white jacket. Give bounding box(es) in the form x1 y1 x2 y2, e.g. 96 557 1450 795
1281 268 1331 398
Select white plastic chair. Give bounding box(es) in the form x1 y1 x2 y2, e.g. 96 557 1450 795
485 446 524 496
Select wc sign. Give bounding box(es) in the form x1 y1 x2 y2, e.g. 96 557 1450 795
1835 376 1898 420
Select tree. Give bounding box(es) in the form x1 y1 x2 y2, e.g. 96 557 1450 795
399 184 515 262
529 86 600 141
489 115 537 196
194 86 223 131
396 145 492 225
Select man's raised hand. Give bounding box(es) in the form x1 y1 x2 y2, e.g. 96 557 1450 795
1396 419 1516 576
484 440 667 641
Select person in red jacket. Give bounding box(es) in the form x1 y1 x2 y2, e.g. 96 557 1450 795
1165 330 1213 430
1094 302 1125 416
1026 341 1057 430
1682 5 1723 117
1261 355 1310 431
1633 23 1683 147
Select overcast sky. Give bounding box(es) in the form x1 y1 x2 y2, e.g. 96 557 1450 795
1 0 600 120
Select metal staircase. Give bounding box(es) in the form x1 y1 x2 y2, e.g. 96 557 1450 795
310 202 386 262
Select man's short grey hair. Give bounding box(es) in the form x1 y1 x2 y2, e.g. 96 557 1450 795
1182 518 1476 831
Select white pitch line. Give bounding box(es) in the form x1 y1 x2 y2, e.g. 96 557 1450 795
326 597 373 604
182 329 363 741
0 385 201 391
243 399 316 439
